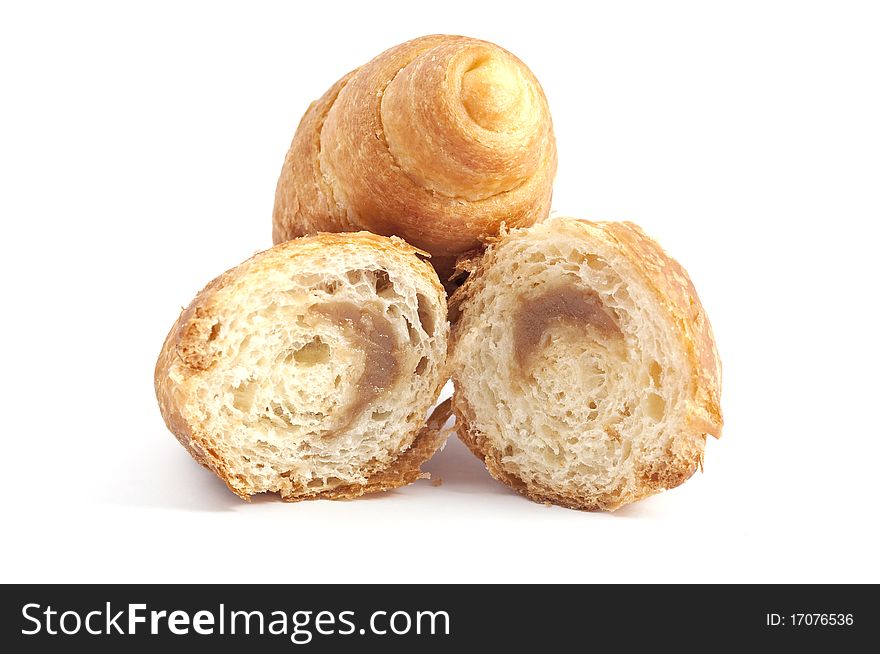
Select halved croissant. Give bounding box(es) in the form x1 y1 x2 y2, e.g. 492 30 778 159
272 34 557 280
155 233 449 500
448 218 723 510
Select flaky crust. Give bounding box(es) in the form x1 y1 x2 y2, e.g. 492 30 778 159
155 232 448 501
312 399 453 500
272 34 557 280
449 219 723 511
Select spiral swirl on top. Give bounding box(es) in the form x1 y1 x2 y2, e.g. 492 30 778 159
273 35 557 280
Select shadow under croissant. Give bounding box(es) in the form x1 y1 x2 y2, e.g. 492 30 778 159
114 444 245 512
119 430 513 511
119 435 669 513
420 435 518 498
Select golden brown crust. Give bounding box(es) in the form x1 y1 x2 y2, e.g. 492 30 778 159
453 395 632 511
154 232 447 501
448 218 723 511
308 399 453 500
601 221 723 437
455 409 703 511
272 34 557 280
272 72 358 243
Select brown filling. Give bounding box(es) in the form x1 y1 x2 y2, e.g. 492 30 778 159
513 285 622 370
310 301 400 428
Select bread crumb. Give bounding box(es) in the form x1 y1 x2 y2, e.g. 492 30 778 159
431 477 443 487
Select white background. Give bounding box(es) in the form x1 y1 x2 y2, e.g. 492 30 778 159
2 0 878 583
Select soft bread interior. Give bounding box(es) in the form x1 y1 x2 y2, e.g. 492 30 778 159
164 237 447 499
451 219 706 508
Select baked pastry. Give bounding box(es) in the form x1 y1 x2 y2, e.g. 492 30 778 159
272 34 557 281
155 233 449 500
448 218 723 510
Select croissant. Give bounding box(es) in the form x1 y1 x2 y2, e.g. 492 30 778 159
155 233 449 500
272 34 557 280
448 218 723 511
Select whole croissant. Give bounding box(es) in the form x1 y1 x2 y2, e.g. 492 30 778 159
272 34 557 280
